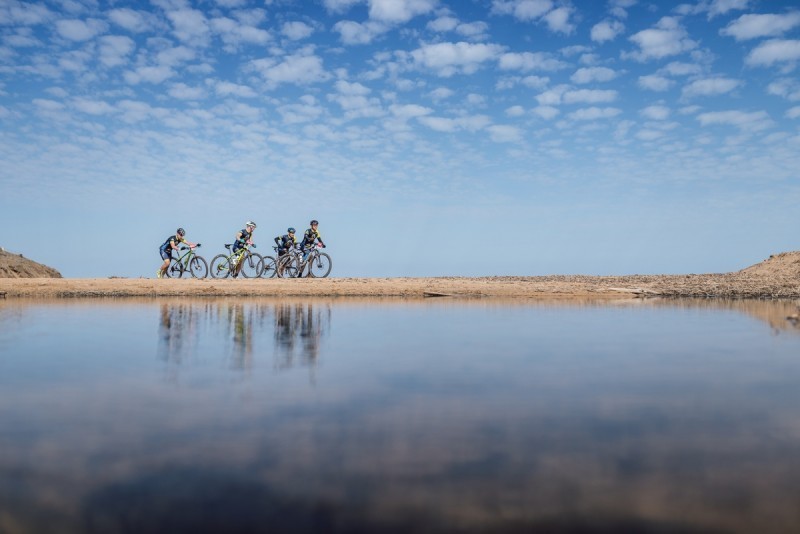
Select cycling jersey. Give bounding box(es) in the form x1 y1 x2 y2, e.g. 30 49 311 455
232 229 252 253
159 235 185 260
301 228 323 249
275 234 297 250
160 235 185 250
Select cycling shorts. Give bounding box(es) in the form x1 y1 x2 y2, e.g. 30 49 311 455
159 247 172 261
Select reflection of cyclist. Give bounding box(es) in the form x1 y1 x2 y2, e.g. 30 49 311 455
157 228 197 278
274 228 297 257
300 220 325 261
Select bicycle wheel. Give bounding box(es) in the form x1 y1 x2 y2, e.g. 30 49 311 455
240 252 263 278
189 256 208 279
165 258 184 278
277 255 299 278
210 254 232 279
308 252 332 278
260 256 277 278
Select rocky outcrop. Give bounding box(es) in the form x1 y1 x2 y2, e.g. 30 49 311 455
0 249 62 278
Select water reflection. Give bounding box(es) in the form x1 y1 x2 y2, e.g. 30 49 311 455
2 297 800 533
157 300 330 375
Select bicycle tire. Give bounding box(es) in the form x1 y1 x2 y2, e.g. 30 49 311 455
241 252 263 278
260 256 277 278
165 258 184 278
277 255 299 278
210 254 232 279
308 252 332 278
189 256 208 279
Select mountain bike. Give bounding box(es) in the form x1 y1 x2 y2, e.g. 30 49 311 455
267 246 300 279
209 243 263 279
165 244 208 279
297 244 332 278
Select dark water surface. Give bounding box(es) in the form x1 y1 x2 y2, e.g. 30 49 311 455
1 297 799 533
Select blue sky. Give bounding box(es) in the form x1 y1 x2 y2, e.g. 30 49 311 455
1 0 799 278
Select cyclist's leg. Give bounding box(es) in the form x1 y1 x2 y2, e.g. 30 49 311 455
157 248 171 278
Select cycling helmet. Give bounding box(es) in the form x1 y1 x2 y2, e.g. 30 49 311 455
288 227 295 234
246 221 257 228
310 220 318 226
177 228 186 236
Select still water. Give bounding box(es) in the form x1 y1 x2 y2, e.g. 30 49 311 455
1 297 800 533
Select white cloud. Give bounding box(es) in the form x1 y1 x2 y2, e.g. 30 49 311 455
536 85 569 105
455 21 489 40
567 107 621 120
124 65 175 84
707 0 750 18
466 93 486 106
282 21 314 40
333 20 386 45
590 19 624 43
55 18 107 41
640 105 670 120
543 6 574 34
411 42 504 76
787 106 800 119
570 67 617 84
156 46 195 67
278 97 324 124
73 98 115 115
168 83 205 100
562 89 617 104
532 105 559 119
335 80 371 95
638 75 673 91
215 81 257 98
697 110 773 130
498 51 566 71
97 35 135 68
249 50 330 87
418 114 490 132
389 103 433 118
368 0 438 23
487 124 523 142
682 77 741 98
429 87 454 100
626 17 697 61
210 17 270 49
660 61 702 77
0 1 52 25
745 39 800 67
767 79 800 101
166 9 210 46
322 0 362 13
428 16 458 32
107 8 153 33
505 105 525 117
721 13 800 41
492 0 553 21
32 98 65 111
522 75 549 88
636 129 663 141
492 1 574 34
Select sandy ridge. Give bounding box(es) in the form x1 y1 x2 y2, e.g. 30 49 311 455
1 272 799 299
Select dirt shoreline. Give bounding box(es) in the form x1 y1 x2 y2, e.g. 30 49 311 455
1 273 799 300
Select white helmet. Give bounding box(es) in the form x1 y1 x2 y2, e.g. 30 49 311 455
246 221 257 228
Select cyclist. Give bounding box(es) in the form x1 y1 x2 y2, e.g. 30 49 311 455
300 219 326 262
232 221 257 259
274 227 297 257
157 228 197 278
